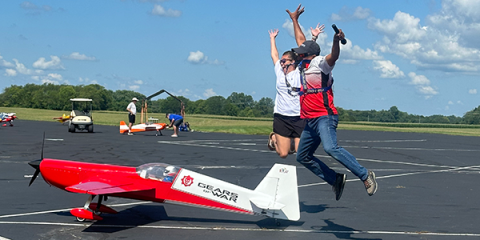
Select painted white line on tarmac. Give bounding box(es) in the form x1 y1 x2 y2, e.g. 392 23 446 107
0 236 11 240
340 139 427 143
158 140 460 169
0 221 479 237
298 165 480 188
45 138 64 141
342 145 480 152
0 201 151 219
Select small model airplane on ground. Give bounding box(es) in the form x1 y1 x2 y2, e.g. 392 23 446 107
52 114 71 124
28 153 300 222
119 121 167 136
0 112 17 126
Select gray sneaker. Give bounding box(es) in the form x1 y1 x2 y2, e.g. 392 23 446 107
364 170 378 196
332 173 346 201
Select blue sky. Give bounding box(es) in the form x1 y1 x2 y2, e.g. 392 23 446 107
1 0 479 117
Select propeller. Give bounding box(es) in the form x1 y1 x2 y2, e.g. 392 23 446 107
28 132 45 186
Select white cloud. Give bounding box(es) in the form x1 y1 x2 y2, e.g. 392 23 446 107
129 85 140 91
134 80 143 85
47 73 62 81
187 51 224 65
203 88 217 98
20 1 53 13
13 59 39 75
175 89 191 97
373 60 405 78
63 52 96 61
339 40 383 61
330 6 372 22
33 56 64 70
427 0 480 49
20 1 38 10
0 54 14 68
408 72 438 97
187 51 206 64
37 73 64 85
368 5 480 72
469 89 477 94
5 69 17 76
151 4 181 17
78 77 98 84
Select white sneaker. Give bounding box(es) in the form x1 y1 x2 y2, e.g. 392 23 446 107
128 132 133 135
171 134 178 137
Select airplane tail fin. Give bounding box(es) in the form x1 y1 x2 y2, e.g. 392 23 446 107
120 121 128 133
251 164 300 221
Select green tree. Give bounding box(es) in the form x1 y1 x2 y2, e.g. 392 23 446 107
226 92 254 111
463 106 480 124
204 96 226 115
223 103 239 116
254 97 274 117
161 96 184 114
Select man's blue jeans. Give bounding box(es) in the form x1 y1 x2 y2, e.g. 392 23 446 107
296 115 368 185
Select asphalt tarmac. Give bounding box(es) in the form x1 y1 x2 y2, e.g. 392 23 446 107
1 120 479 240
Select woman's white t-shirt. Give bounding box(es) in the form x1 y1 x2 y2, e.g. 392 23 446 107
273 60 301 116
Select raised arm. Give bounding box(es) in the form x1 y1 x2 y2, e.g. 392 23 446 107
286 4 305 46
310 23 325 41
269 29 279 65
325 28 345 66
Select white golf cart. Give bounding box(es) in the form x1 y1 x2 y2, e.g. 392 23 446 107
69 98 94 133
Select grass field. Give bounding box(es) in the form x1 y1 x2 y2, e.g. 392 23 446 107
2 107 480 137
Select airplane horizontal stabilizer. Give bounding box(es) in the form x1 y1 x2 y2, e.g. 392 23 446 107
252 164 300 221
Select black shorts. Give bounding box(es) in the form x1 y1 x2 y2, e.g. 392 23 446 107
129 114 135 124
173 118 183 127
273 113 306 138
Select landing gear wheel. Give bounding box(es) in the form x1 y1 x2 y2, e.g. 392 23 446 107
76 217 86 222
275 219 281 226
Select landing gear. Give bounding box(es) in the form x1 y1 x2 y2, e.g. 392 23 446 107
71 195 116 222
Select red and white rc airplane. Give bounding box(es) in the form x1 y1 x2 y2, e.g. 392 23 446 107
119 121 167 136
28 152 300 222
0 112 17 127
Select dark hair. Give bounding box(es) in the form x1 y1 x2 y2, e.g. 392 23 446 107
165 113 169 118
282 51 298 67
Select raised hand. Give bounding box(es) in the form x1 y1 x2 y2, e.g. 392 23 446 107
286 4 304 21
311 23 325 37
269 29 279 39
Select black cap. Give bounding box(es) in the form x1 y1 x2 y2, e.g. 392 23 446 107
292 40 320 56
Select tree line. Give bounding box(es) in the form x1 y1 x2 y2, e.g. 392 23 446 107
0 83 275 118
0 83 479 124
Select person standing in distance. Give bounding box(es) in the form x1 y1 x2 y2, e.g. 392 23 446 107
126 97 138 135
287 4 378 201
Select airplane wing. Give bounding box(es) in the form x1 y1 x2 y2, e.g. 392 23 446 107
65 180 154 195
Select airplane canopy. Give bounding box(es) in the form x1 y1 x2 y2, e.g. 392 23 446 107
136 163 180 183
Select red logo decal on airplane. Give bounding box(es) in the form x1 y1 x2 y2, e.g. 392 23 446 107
182 175 194 187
